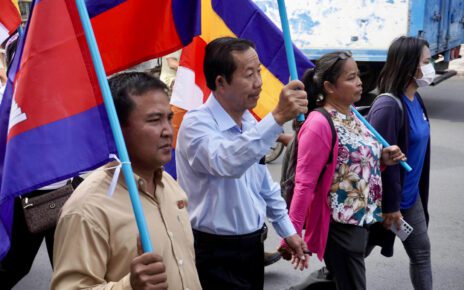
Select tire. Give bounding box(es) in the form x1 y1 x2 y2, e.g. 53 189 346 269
265 142 284 163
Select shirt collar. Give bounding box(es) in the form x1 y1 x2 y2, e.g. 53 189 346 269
205 93 256 132
103 161 163 199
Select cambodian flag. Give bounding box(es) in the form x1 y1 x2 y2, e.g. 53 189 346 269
87 0 201 74
0 0 200 260
166 0 313 178
171 0 312 119
0 0 21 44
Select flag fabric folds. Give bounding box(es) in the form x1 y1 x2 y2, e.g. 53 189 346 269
0 0 117 259
0 0 200 260
167 0 313 178
171 0 313 120
167 36 210 178
87 0 201 75
0 0 21 44
170 36 210 112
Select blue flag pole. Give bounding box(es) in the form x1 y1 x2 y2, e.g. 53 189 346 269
75 0 153 252
276 0 410 171
17 26 23 37
351 107 412 172
277 0 304 122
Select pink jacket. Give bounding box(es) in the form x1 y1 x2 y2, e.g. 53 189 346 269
284 110 339 261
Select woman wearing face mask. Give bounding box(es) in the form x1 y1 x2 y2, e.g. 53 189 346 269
367 36 433 290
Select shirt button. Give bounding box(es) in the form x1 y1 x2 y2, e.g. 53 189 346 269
185 288 190 290
168 231 174 237
178 259 184 266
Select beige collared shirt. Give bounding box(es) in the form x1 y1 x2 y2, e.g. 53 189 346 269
51 164 201 290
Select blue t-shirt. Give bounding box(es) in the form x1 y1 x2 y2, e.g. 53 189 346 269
401 94 430 209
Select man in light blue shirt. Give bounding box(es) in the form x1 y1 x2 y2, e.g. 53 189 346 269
176 37 309 289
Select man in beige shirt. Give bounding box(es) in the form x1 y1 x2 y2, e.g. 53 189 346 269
51 72 201 290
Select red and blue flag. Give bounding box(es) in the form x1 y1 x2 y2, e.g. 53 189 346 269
166 0 313 179
0 0 21 44
87 0 200 74
0 0 200 260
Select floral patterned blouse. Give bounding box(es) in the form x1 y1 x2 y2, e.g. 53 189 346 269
328 109 383 226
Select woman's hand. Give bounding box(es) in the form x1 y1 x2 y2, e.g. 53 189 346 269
381 145 406 166
278 235 310 271
277 246 310 271
382 211 403 230
277 244 293 261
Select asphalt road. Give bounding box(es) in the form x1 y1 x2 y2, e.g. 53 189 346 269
11 76 464 290
264 76 464 290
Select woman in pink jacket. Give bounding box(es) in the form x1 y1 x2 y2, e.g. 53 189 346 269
281 51 405 290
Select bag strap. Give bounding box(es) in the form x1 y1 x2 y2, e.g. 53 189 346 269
314 107 336 164
374 93 404 125
282 108 336 207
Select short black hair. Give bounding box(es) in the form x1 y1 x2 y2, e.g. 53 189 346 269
204 37 256 91
378 36 429 96
109 72 168 126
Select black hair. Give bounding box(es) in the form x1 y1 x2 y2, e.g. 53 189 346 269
301 50 352 113
378 36 429 97
204 37 256 91
108 72 168 126
5 36 18 68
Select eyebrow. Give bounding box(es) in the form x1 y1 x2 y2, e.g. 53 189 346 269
146 112 163 118
146 111 174 118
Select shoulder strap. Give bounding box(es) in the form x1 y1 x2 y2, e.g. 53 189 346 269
282 108 335 207
314 107 336 164
374 93 404 125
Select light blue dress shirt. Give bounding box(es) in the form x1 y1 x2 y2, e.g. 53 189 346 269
176 95 296 238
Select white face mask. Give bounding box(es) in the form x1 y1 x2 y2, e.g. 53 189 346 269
414 63 435 87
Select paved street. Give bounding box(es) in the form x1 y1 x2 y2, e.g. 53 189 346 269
12 75 464 290
264 76 464 290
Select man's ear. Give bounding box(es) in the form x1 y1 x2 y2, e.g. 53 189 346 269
215 75 226 89
323 80 334 95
